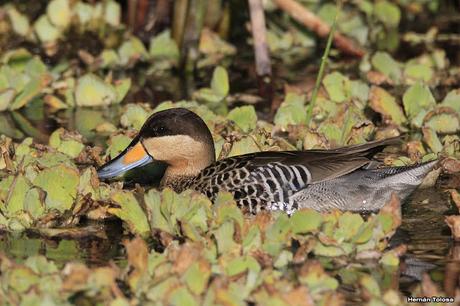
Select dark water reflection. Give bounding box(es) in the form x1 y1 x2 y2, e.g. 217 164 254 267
396 184 458 296
0 103 122 147
0 220 127 267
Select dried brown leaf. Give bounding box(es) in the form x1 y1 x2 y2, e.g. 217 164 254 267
446 215 460 241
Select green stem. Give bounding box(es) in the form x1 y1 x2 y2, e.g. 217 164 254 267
305 2 340 125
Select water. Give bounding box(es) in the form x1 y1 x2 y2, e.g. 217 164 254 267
397 182 457 296
0 220 127 267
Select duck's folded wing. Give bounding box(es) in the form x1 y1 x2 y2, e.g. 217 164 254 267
244 136 401 184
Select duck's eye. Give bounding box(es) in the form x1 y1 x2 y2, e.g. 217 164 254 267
157 126 166 134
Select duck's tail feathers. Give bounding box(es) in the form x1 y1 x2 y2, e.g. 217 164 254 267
375 159 439 186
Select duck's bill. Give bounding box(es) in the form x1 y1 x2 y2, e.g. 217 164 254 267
97 141 154 179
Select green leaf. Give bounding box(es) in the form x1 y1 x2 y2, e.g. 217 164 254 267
36 152 73 169
75 2 93 24
146 277 180 301
6 7 30 36
441 89 460 112
225 256 260 277
100 49 120 68
317 4 337 25
374 0 401 27
274 250 293 268
359 275 381 297
34 15 61 43
314 242 346 257
318 122 342 145
114 78 131 103
291 209 323 234
379 250 400 266
193 88 225 105
120 104 151 130
109 190 150 236
422 127 443 153
369 86 406 125
424 111 460 134
274 93 307 128
78 168 99 200
47 0 71 28
0 65 27 92
104 0 121 26
149 30 180 63
24 187 45 219
118 37 148 66
75 74 117 106
242 225 262 253
350 80 369 102
0 88 16 111
144 189 173 233
33 164 79 212
106 134 133 159
24 255 58 274
371 52 401 83
323 72 350 103
263 213 291 256
213 221 238 254
299 262 339 293
228 136 260 157
10 76 50 110
2 48 32 66
404 63 433 83
49 128 84 158
169 287 199 306
402 82 436 120
145 189 211 236
199 28 236 56
333 212 364 241
182 261 211 295
211 66 229 97
214 192 243 227
5 175 30 215
353 220 375 244
73 108 106 139
227 105 257 132
6 267 40 293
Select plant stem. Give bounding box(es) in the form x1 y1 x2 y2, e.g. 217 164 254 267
305 2 340 125
273 0 363 57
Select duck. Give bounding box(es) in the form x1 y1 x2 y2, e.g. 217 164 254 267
97 107 438 214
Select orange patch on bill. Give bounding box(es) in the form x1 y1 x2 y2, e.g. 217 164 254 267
123 142 148 164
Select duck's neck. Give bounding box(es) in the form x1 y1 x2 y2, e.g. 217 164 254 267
160 173 195 193
159 150 214 192
160 163 209 193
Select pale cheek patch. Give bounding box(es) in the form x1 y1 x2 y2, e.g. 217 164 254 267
123 142 149 165
142 135 199 161
142 135 214 172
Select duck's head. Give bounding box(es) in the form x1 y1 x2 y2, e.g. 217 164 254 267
97 108 216 181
